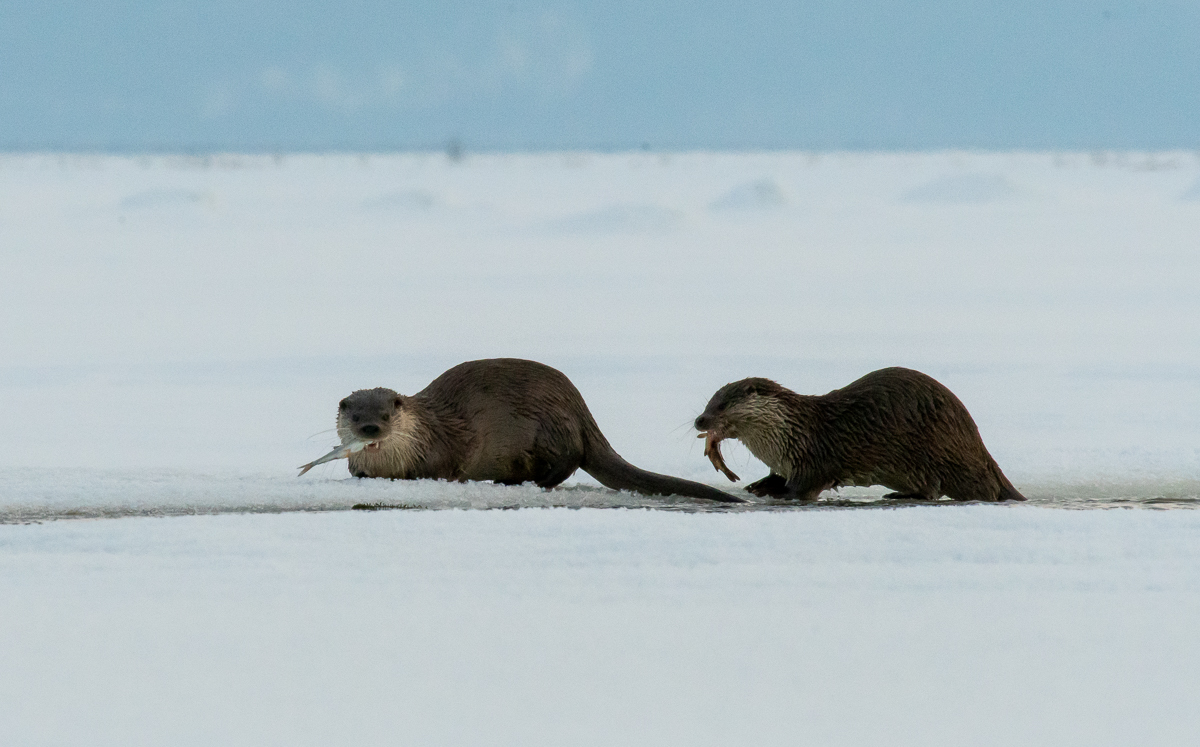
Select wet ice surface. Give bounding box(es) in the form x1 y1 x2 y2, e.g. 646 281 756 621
2 469 1198 524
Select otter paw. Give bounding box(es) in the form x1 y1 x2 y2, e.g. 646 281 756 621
746 474 789 497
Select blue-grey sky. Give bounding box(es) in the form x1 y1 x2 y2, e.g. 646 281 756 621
3 1 1199 151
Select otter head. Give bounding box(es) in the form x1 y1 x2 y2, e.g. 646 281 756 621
336 387 407 446
695 378 794 480
694 377 787 441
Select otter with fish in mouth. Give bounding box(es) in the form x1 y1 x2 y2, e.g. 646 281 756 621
301 358 743 503
694 367 1024 502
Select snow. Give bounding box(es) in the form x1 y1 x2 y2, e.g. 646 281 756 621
3 508 1199 746
1 151 1199 744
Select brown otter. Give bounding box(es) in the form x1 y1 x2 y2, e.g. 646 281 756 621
694 367 1024 502
331 358 744 503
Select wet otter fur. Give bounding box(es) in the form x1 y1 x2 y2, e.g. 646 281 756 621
694 367 1024 502
337 358 743 503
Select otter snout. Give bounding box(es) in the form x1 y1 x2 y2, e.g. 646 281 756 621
349 421 390 442
696 411 732 440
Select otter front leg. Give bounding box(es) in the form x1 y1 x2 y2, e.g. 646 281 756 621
780 476 831 502
745 473 788 497
750 473 827 501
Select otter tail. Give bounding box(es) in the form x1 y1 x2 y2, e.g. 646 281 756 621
992 461 1027 502
1000 480 1027 502
581 432 746 504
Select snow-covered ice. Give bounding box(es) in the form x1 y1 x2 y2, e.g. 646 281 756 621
1 151 1198 744
3 508 1199 746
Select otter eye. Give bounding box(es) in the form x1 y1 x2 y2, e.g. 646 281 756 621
381 413 390 422
351 415 360 423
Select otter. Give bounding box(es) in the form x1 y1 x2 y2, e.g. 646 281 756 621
694 367 1024 502
331 358 743 503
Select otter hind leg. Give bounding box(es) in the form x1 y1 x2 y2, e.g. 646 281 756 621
493 453 541 486
493 447 578 487
882 476 941 501
746 473 788 497
883 492 936 501
534 458 580 489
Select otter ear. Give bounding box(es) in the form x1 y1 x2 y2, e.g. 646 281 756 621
339 399 349 411
394 397 403 409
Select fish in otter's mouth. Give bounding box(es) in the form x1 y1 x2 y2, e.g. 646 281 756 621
298 438 380 476
697 431 739 482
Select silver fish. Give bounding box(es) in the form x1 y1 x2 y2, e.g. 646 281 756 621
298 439 373 476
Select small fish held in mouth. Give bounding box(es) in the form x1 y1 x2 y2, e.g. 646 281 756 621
697 431 740 482
297 439 378 476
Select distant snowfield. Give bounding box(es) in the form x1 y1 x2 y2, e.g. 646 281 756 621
2 150 1198 488
2 152 1199 745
